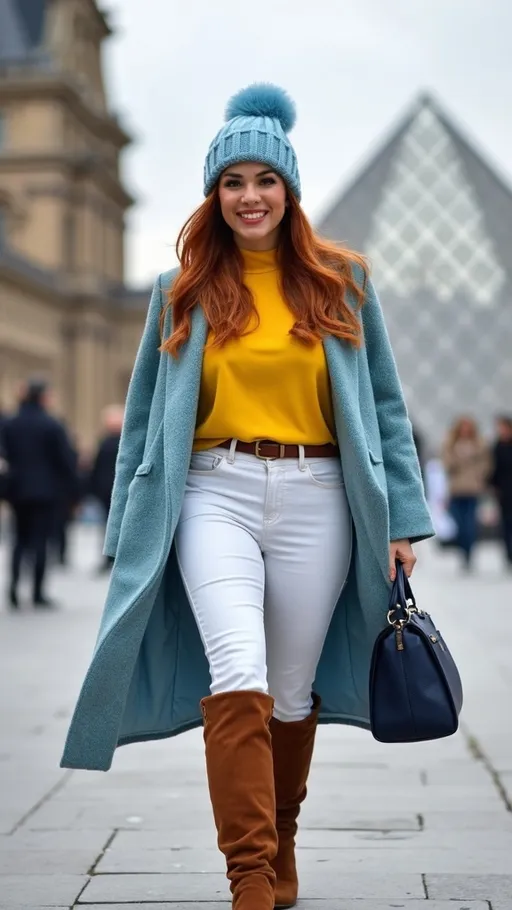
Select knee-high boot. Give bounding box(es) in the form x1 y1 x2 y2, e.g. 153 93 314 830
201 690 278 910
270 694 321 908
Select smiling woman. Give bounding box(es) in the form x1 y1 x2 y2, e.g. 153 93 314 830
61 81 433 910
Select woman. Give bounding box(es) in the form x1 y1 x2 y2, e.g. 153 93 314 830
61 84 433 910
442 416 490 569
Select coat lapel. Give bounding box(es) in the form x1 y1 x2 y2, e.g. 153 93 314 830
323 335 359 446
164 305 208 527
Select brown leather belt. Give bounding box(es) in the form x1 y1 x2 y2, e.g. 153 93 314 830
218 439 339 460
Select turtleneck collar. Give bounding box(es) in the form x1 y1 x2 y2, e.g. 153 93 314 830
239 247 278 274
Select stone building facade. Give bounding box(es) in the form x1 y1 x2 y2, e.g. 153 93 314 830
0 0 149 452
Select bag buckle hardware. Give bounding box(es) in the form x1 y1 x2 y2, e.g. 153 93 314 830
387 604 411 628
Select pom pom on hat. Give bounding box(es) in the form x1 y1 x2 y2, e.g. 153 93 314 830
203 82 301 199
225 83 297 134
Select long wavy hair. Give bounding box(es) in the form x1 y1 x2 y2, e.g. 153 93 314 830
159 187 369 358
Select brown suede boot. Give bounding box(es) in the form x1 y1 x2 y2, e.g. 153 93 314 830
201 690 278 910
270 694 321 908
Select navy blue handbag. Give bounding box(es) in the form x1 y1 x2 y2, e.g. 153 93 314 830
369 560 463 743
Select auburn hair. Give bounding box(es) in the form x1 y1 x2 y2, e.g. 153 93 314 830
159 187 369 358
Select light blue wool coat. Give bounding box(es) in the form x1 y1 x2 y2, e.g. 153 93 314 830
61 268 434 771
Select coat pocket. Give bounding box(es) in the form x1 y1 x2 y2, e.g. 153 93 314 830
368 449 384 465
134 462 153 477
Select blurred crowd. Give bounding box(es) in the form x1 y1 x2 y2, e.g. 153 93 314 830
1 379 511 612
418 415 512 572
0 379 124 609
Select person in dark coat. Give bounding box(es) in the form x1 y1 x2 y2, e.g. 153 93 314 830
2 380 78 608
50 429 81 568
88 405 124 572
0 410 9 541
489 415 512 567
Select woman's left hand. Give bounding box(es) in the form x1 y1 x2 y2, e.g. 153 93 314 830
389 539 416 581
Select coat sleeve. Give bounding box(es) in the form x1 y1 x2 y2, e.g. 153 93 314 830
361 278 434 543
103 275 164 558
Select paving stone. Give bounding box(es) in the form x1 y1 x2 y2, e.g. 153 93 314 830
105 829 222 851
301 789 503 817
25 800 215 831
80 872 229 902
0 874 87 906
0 847 99 874
421 812 512 831
297 828 512 851
426 873 512 900
97 846 224 874
300 812 422 831
298 871 429 899
298 904 489 910
4 830 112 850
74 904 490 910
77 906 228 910
81 872 425 902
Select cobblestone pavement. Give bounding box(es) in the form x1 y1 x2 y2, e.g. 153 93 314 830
0 522 511 909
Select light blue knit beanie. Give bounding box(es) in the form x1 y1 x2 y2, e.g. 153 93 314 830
203 83 301 200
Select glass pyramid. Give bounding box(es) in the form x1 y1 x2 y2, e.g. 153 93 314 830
317 96 512 449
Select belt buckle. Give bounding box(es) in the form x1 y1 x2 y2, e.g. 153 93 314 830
254 440 285 460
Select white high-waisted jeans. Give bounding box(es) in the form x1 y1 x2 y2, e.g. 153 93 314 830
175 440 353 722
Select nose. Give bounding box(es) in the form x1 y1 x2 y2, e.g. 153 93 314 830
241 183 261 205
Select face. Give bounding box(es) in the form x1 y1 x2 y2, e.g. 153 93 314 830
218 161 287 251
457 418 475 439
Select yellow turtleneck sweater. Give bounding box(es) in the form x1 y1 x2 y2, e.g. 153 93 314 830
193 248 336 451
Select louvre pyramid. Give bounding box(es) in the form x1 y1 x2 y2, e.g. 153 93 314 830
317 94 512 448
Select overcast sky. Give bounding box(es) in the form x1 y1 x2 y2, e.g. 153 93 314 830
103 0 512 288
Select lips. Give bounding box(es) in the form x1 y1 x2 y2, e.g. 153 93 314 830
237 211 268 224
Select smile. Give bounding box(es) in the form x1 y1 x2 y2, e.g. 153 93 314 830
237 211 268 224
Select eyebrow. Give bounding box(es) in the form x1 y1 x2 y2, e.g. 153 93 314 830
223 169 276 179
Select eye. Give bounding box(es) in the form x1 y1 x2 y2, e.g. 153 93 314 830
260 177 277 186
223 179 241 188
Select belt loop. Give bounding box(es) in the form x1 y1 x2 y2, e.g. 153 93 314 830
298 444 306 471
227 438 237 464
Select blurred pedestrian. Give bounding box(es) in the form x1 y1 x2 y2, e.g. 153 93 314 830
51 436 81 567
442 416 490 569
2 379 78 609
0 409 9 541
88 404 124 572
489 415 512 568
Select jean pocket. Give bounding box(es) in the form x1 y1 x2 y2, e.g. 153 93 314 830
305 458 345 489
188 451 225 474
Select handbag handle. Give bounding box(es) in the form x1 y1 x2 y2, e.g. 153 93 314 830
387 559 417 626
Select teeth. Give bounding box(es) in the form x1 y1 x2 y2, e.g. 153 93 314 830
239 212 266 220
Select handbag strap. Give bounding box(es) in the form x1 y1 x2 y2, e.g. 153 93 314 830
388 559 417 624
